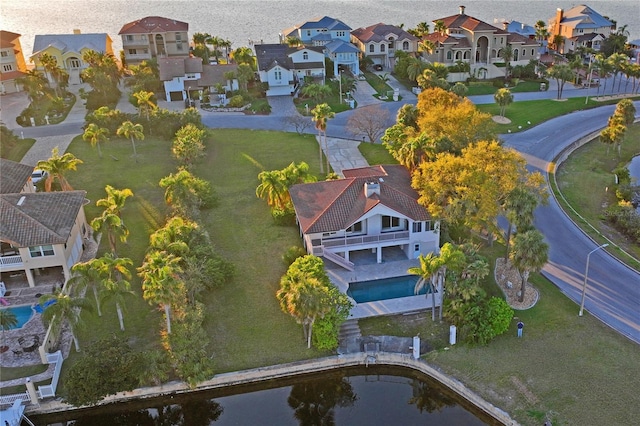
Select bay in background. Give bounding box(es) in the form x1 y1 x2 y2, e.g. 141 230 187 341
2 0 638 61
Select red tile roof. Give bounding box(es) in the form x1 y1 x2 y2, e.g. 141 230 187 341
119 16 188 35
290 165 430 234
0 70 25 81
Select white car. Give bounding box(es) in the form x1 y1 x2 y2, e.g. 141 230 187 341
31 169 48 189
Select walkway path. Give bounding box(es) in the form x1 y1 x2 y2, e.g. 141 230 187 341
323 136 368 176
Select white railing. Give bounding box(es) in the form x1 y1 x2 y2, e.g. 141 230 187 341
320 248 355 271
320 231 410 249
0 391 29 407
0 255 22 266
37 350 63 399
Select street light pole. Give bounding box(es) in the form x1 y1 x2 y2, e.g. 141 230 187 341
338 70 342 104
579 243 609 316
585 55 593 105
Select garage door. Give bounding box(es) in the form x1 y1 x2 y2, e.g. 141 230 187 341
169 91 183 102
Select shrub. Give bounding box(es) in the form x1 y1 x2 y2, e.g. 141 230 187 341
282 246 307 266
228 95 245 108
271 207 295 225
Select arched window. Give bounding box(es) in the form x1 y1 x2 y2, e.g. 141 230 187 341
369 44 375 53
513 48 519 61
455 51 462 60
531 48 535 56
403 41 409 50
381 44 385 52
463 51 470 59
303 51 308 60
446 50 452 60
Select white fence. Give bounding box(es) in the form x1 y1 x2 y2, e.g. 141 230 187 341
37 351 63 399
0 391 29 407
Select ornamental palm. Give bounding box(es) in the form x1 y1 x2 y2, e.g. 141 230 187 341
36 147 83 192
95 185 133 221
117 120 144 158
83 123 109 158
70 259 104 316
149 216 200 257
91 208 129 256
510 229 548 303
0 310 18 345
17 69 49 101
408 253 443 321
311 103 335 174
40 290 92 352
132 90 156 120
96 254 134 331
38 52 61 96
435 243 466 321
256 169 287 210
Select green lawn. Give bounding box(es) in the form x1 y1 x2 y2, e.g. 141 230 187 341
465 80 547 96
477 96 640 133
357 141 397 165
0 138 36 162
553 123 640 265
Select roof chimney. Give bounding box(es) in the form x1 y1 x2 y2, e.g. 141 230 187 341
459 5 466 15
73 29 81 34
364 182 380 198
503 21 509 31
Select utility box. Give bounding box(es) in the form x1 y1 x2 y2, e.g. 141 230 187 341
412 336 420 359
449 325 457 345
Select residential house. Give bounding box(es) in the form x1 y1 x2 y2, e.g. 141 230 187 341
159 56 238 102
119 16 189 66
548 5 615 54
280 16 360 76
31 31 114 85
254 44 325 96
0 160 90 288
0 30 27 94
421 6 539 79
351 23 419 69
289 165 439 270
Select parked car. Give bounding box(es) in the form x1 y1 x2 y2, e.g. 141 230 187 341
373 64 383 71
31 169 48 190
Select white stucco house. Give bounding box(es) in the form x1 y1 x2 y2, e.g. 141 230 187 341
159 56 238 102
548 5 614 54
351 23 419 70
254 44 325 96
289 165 440 270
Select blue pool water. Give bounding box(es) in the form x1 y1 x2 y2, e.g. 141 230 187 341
0 305 35 329
347 275 429 303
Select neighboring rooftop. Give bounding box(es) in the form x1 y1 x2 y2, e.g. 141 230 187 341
119 16 189 35
0 159 32 194
31 33 111 56
351 23 419 43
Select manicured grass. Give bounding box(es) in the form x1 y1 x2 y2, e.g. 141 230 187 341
466 80 547 96
0 364 48 384
358 141 397 165
476 96 640 133
0 138 36 162
364 71 394 97
553 124 640 264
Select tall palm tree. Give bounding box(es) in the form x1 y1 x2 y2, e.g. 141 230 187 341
408 253 442 321
40 290 92 352
17 69 49 101
38 52 61 96
149 216 200 257
132 90 156 120
406 57 428 82
36 147 83 191
494 88 513 117
534 20 549 48
231 47 255 67
97 254 134 331
607 53 628 95
501 45 513 79
117 121 144 158
510 229 548 302
91 208 129 256
82 123 109 158
96 185 133 221
434 20 447 36
256 169 287 210
0 309 18 347
138 251 185 334
434 243 466 321
502 186 539 260
599 123 626 157
311 103 335 174
70 259 104 316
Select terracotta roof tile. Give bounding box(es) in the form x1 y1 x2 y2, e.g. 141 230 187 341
119 16 188 35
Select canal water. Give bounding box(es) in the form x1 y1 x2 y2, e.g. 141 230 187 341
31 366 497 425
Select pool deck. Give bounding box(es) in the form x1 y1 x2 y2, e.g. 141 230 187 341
324 248 434 319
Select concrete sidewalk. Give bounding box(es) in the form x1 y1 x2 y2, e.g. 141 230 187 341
321 136 369 176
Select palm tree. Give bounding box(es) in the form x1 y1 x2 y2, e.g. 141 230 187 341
17 69 49 101
231 47 254 67
435 243 465 321
138 250 185 334
547 64 574 99
408 253 442 321
286 36 302 47
494 88 513 117
36 147 83 191
551 34 564 53
40 290 92 352
96 185 133 221
236 64 254 91
502 186 539 260
91 208 129 256
501 45 513 79
38 52 61 96
82 123 109 158
0 309 18 348
406 57 428 82
534 20 549 48
256 169 287 210
117 121 144 158
434 20 447 36
607 53 627 95
510 229 548 302
149 216 200 257
70 259 104 316
132 90 156 120
311 103 335 174
97 254 134 331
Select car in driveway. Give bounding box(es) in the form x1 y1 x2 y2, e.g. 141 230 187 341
31 169 48 190
373 64 383 71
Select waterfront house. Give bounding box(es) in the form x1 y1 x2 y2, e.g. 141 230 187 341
254 44 325 96
351 23 419 70
280 16 360 76
421 6 539 80
0 161 90 288
289 165 439 270
159 56 238 102
0 30 27 94
548 5 614 54
31 31 113 85
118 16 189 66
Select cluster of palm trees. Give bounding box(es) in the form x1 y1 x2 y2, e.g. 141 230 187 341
83 118 145 160
191 32 232 64
256 161 317 213
80 50 121 106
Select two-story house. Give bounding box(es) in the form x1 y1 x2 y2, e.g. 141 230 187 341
254 44 325 96
280 16 360 76
118 16 189 66
0 30 27 94
289 165 439 271
0 159 90 289
159 56 239 102
548 5 614 54
421 6 539 79
31 31 114 85
351 23 419 70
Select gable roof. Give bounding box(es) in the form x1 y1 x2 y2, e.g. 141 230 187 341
299 16 351 32
558 5 614 30
0 31 21 48
290 165 430 234
437 10 505 33
351 23 419 44
32 33 111 57
119 16 188 35
0 191 86 247
198 63 238 87
0 159 32 194
324 39 360 54
158 56 202 81
255 44 324 72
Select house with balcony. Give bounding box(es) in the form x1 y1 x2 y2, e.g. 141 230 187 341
31 31 113 85
351 23 419 70
119 16 189 66
548 5 614 54
289 165 439 271
255 44 325 96
421 6 539 79
0 30 27 94
280 16 360 76
159 56 239 102
0 159 89 289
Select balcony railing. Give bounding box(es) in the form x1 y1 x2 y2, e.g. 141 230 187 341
0 255 23 266
316 231 410 250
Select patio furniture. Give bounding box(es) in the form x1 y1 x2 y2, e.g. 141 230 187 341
18 336 39 353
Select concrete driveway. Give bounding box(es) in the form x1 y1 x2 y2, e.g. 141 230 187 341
0 91 30 130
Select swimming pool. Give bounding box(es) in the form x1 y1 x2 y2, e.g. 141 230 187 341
347 275 429 303
0 305 35 330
